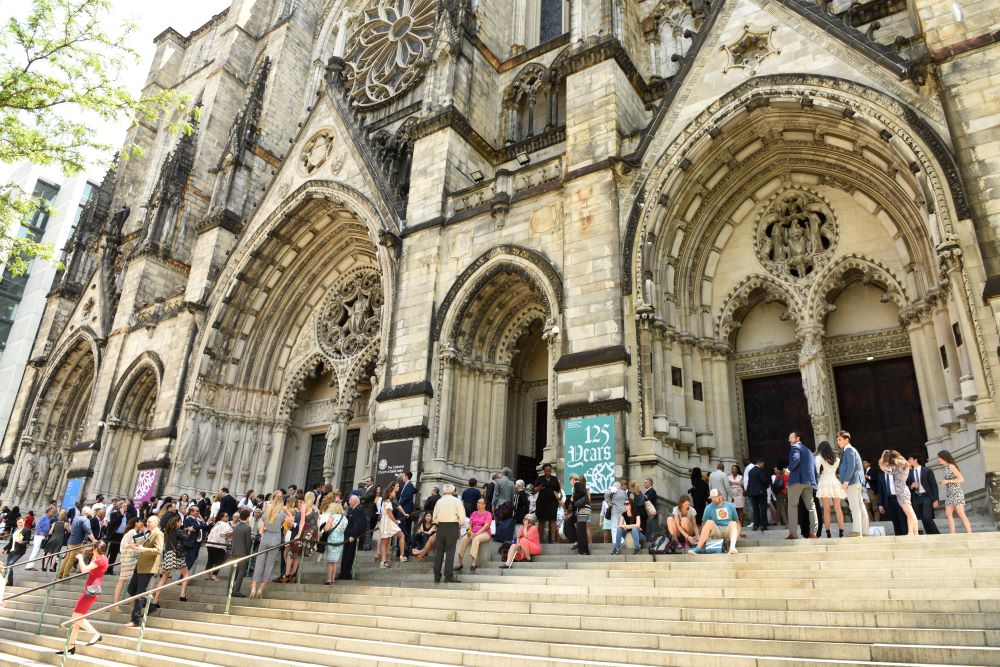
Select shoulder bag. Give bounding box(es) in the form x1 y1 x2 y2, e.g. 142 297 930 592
85 584 102 596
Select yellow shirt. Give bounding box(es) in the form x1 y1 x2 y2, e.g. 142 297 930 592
432 494 467 525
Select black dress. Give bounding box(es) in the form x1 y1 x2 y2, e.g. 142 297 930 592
532 474 562 522
689 478 710 518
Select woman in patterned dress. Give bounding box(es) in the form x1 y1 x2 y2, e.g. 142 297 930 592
937 450 973 534
879 449 918 536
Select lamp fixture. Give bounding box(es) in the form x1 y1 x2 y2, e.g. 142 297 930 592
470 170 485 183
515 151 530 166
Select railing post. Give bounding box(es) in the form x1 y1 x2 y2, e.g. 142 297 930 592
136 590 153 653
59 626 72 667
224 559 237 616
36 584 52 634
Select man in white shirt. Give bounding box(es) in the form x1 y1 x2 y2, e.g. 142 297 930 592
742 460 756 527
431 483 467 584
906 454 940 535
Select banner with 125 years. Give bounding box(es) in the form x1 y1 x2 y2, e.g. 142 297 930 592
563 414 616 494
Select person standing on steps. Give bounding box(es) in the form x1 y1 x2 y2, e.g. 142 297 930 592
879 450 919 536
906 453 940 535
708 463 730 502
59 506 96 580
688 468 710 520
359 477 377 551
532 464 562 544
217 487 239 521
58 540 109 655
836 431 868 537
573 474 592 555
398 472 416 556
461 478 481 518
228 509 253 597
863 459 880 522
319 501 348 585
4 517 30 585
693 488 740 554
785 432 819 540
937 450 973 534
727 466 745 524
746 458 770 532
113 518 145 604
249 490 288 599
431 483 466 583
24 506 53 571
815 440 846 538
339 495 367 580
123 514 163 628
877 455 907 536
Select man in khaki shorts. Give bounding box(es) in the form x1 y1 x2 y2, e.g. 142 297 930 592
693 488 741 554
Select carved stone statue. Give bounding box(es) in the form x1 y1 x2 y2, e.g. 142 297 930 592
16 445 37 494
798 330 830 439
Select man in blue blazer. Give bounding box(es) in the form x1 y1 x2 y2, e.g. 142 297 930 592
836 430 868 537
746 458 770 531
906 454 940 534
786 431 818 539
877 467 907 536
398 471 416 554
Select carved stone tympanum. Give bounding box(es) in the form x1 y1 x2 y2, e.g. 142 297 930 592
756 188 837 281
318 267 384 359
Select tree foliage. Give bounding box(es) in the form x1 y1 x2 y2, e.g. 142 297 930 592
0 0 195 278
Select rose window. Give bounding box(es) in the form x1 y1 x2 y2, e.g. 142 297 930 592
318 268 384 359
343 0 438 109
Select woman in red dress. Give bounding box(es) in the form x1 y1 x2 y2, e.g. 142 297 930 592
499 514 541 568
59 540 109 655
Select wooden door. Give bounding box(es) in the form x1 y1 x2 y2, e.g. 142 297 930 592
834 357 927 464
742 372 814 467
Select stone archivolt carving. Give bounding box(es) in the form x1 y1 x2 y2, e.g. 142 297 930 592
343 0 438 109
755 188 837 281
318 267 384 359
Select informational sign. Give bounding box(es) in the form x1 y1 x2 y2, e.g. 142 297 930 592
563 414 616 494
133 469 160 504
374 440 412 491
61 477 84 511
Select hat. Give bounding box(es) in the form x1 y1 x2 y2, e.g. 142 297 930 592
709 488 721 498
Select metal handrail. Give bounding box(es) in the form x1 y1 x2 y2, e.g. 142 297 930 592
3 568 91 602
5 542 93 572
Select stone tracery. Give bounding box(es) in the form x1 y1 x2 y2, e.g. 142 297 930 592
755 188 837 280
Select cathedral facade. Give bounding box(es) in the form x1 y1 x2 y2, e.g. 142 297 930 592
3 0 999 522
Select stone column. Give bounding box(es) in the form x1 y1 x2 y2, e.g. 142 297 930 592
796 326 834 443
332 11 355 58
488 366 510 468
92 421 120 496
651 321 668 434
542 323 560 465
263 420 290 492
637 311 656 436
434 345 457 460
938 242 988 401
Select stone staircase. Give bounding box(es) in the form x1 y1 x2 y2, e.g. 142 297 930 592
1 529 999 667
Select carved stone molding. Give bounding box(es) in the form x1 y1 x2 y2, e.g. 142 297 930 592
755 187 838 281
721 26 779 76
372 424 429 442
554 399 631 419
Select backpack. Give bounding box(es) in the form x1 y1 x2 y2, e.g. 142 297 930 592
648 533 677 555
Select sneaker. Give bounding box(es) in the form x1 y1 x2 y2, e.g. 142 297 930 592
611 548 620 555
399 555 408 563
690 546 702 554
633 547 640 555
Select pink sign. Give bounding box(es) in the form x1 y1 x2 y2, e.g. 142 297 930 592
133 469 160 504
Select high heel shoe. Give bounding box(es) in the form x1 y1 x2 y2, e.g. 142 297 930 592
85 634 102 646
838 529 844 538
825 529 831 538
55 647 76 655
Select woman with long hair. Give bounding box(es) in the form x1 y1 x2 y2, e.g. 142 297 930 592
58 541 109 655
815 440 846 538
666 495 698 549
879 449 918 536
937 450 973 533
41 509 68 572
320 500 348 585
4 517 30 585
376 485 405 568
205 513 233 579
688 468 710 518
250 491 288 599
113 518 145 604
151 512 192 605
573 474 591 555
283 491 319 582
411 512 437 561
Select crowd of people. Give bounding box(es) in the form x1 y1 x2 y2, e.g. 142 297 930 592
0 432 977 652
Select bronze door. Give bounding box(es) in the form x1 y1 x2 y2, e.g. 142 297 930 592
742 372 815 467
834 357 927 464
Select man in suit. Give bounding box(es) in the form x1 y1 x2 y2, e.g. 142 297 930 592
906 453 940 534
836 430 868 537
339 496 367 580
493 468 515 513
359 476 376 550
229 509 253 596
863 459 880 522
708 463 731 501
877 465 907 535
786 431 819 539
196 492 211 520
398 471 416 554
746 458 770 531
106 500 137 574
218 487 239 520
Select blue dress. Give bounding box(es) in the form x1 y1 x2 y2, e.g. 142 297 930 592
323 514 347 563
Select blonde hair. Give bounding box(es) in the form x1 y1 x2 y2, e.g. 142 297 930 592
57 509 67 522
327 500 345 516
264 492 284 524
301 491 316 515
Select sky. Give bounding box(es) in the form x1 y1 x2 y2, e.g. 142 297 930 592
84 1 233 177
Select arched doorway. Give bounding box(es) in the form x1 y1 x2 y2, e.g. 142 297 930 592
98 364 159 498
431 248 562 484
174 181 394 495
8 335 97 508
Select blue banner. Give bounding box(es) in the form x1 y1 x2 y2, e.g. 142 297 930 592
62 477 84 511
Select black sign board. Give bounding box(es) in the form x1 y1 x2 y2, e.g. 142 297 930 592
374 440 412 491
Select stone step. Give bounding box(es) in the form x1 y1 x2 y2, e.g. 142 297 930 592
6 605 1000 667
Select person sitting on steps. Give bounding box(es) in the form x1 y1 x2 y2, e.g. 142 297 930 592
693 488 740 554
500 514 541 569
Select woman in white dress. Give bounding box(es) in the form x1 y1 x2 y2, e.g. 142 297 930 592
727 465 745 524
815 440 846 537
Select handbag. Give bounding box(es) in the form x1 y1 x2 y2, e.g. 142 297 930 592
644 499 657 518
85 584 102 596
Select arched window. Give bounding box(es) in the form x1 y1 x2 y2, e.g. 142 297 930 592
539 0 564 44
503 64 552 144
514 0 568 52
